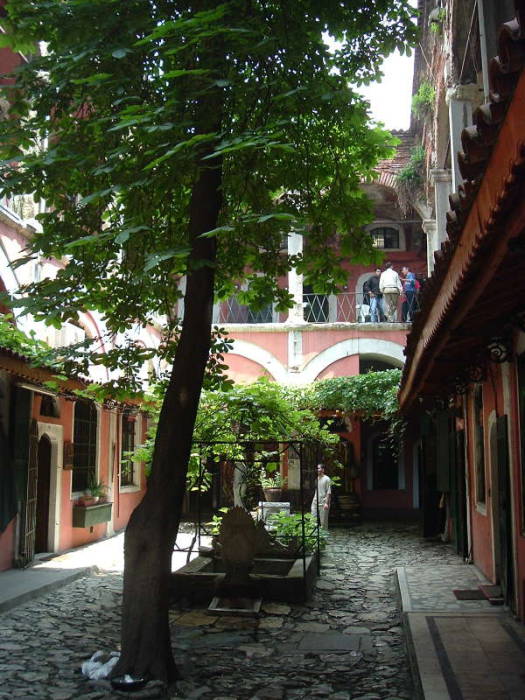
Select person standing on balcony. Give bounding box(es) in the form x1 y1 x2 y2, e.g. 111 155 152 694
365 268 384 322
401 265 417 322
311 463 332 530
379 262 403 322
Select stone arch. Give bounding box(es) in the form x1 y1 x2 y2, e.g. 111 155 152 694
228 339 288 383
0 246 20 295
301 338 405 383
0 275 10 315
355 271 377 300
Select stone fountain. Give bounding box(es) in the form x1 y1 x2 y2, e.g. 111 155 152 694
172 506 317 609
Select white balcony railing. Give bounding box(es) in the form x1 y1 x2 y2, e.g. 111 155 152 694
216 292 418 325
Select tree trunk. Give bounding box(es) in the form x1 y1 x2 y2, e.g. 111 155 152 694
113 153 222 684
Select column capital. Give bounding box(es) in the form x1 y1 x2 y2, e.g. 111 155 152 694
430 168 452 184
446 83 483 105
422 219 437 234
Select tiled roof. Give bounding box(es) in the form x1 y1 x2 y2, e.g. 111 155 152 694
400 1 525 406
0 346 87 393
373 131 415 190
0 346 143 406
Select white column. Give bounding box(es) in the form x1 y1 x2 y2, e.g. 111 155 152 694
477 0 491 100
422 219 438 274
430 168 452 247
287 231 304 323
328 294 337 322
106 411 117 537
446 84 482 191
288 329 303 373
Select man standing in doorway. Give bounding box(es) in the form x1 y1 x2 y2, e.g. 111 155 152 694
311 463 332 530
379 262 403 322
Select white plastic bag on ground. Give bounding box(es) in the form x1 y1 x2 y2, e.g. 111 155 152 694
81 650 120 679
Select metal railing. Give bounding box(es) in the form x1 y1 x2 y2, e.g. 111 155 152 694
216 292 418 324
217 298 274 324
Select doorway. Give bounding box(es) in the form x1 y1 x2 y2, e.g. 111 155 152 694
491 415 514 608
35 435 51 554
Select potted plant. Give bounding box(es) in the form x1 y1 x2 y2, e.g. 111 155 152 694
73 478 112 528
260 462 287 502
77 478 107 506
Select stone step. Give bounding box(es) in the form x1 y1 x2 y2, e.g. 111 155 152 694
478 584 505 605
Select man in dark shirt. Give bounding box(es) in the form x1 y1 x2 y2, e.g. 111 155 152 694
365 268 384 322
401 265 417 322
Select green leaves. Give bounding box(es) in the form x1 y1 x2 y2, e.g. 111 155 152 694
199 225 234 238
70 73 113 85
143 248 191 272
306 370 402 421
1 0 417 411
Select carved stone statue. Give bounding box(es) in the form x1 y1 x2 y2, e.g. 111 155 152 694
218 506 257 589
0 98 9 121
212 508 296 561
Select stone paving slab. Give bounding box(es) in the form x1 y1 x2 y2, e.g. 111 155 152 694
1 523 523 699
404 612 525 700
396 565 496 613
0 565 96 613
396 563 525 699
301 631 373 653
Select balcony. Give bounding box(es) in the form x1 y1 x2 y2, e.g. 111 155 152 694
215 293 418 325
217 299 275 324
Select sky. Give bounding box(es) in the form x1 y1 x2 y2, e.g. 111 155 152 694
358 50 415 131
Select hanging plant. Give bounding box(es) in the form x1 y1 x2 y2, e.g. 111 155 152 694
411 81 436 120
429 7 446 36
395 145 426 213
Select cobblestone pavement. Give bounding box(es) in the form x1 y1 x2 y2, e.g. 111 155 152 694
0 522 462 700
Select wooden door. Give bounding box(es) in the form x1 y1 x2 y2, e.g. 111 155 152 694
18 419 39 565
35 435 51 554
496 415 514 609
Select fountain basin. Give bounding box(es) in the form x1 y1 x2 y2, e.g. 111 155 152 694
171 554 317 604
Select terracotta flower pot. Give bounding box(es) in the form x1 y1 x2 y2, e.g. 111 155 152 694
77 496 98 506
263 488 283 502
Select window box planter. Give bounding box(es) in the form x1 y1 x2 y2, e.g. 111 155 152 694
72 502 112 528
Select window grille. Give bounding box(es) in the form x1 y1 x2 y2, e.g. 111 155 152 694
370 227 400 249
121 410 136 486
72 401 97 492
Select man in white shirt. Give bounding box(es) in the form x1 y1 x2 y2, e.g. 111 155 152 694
379 262 403 322
311 463 332 530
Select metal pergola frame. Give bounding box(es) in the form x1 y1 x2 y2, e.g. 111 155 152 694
174 439 327 585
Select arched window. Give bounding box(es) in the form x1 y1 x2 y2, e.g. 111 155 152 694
370 227 400 250
40 395 60 418
72 401 97 492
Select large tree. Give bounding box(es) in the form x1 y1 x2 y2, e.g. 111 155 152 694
1 0 416 684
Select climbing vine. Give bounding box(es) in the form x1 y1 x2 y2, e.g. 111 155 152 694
305 369 401 418
0 314 71 379
135 371 403 479
134 378 340 479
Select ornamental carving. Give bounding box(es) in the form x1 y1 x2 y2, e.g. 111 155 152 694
487 335 513 363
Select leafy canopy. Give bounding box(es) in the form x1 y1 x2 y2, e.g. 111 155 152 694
1 0 417 381
133 378 340 477
134 372 402 478
305 369 402 421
